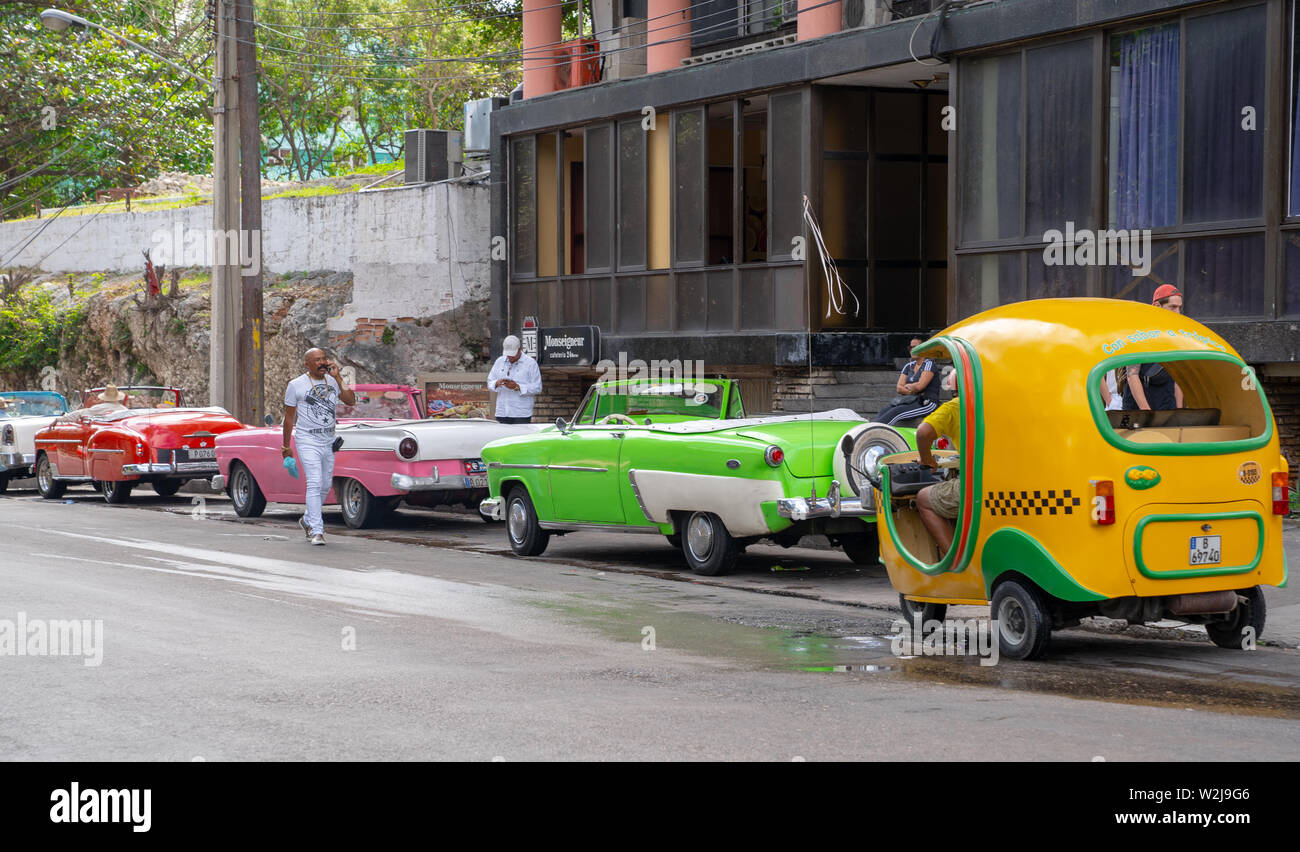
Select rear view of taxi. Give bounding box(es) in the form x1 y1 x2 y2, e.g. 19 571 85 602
876 298 1287 660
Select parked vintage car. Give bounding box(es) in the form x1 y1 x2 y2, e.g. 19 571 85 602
214 395 541 527
479 378 917 574
0 391 70 491
868 298 1289 660
31 386 245 503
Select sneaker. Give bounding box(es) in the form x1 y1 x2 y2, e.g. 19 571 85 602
299 516 311 539
311 534 325 546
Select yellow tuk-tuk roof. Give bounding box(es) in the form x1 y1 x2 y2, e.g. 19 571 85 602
917 298 1238 365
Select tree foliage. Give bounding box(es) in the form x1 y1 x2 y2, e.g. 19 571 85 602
0 0 213 218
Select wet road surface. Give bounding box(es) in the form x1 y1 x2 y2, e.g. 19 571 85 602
2 483 1298 759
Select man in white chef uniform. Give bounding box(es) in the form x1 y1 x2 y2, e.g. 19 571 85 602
486 335 542 423
282 348 355 545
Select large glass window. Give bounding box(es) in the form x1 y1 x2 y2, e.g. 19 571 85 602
958 53 1021 243
707 103 735 264
1026 39 1094 234
618 119 648 270
768 91 804 260
585 124 613 273
1109 23 1179 229
511 136 536 277
1183 6 1266 223
673 108 706 265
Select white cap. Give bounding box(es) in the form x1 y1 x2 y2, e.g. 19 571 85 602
503 335 521 356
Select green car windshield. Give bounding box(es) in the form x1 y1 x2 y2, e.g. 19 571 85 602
575 382 730 424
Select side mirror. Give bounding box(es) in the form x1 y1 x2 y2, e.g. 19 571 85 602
555 417 568 433
264 414 274 426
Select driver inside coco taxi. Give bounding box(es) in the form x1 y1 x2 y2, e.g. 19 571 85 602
915 369 961 554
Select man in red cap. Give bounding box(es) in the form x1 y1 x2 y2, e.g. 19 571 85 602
1151 283 1183 312
1123 285 1184 410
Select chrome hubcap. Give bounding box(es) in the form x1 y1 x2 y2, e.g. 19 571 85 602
37 460 50 490
508 500 528 543
344 481 361 517
998 597 1027 644
686 514 714 561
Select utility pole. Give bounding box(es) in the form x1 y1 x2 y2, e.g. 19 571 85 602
236 0 264 424
210 0 241 414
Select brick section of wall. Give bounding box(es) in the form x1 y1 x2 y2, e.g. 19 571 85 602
329 316 395 348
1262 373 1300 468
531 371 590 422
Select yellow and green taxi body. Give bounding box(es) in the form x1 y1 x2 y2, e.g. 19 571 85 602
480 378 916 574
876 298 1288 659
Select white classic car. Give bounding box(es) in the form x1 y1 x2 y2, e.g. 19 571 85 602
0 392 70 492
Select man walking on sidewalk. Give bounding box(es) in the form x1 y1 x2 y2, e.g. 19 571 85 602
282 348 355 545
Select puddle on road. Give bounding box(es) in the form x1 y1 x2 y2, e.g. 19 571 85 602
529 594 1300 719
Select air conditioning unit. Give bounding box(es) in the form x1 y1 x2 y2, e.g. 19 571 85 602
842 0 892 29
463 97 508 155
404 129 462 184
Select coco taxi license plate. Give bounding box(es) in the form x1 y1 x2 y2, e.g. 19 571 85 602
1189 535 1222 566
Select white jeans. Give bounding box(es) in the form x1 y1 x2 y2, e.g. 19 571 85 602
297 439 335 535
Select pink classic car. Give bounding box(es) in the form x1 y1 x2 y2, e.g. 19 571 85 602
213 384 541 527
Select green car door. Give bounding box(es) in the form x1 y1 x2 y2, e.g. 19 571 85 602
549 425 627 524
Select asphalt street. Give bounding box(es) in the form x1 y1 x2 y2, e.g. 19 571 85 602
2 483 1298 760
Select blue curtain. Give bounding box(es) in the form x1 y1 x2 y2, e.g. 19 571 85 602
1114 24 1179 229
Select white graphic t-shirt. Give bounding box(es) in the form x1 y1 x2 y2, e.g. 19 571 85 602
285 373 340 441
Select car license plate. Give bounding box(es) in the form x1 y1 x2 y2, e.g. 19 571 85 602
186 448 216 460
464 474 488 488
1188 535 1221 565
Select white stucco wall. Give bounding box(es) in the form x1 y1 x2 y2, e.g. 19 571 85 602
0 180 490 328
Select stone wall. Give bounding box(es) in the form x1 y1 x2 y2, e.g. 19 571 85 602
1261 370 1300 469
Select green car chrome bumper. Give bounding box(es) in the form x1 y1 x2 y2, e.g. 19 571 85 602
776 481 876 522
480 496 504 521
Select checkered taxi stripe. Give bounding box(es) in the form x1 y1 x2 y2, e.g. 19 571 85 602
984 490 1082 516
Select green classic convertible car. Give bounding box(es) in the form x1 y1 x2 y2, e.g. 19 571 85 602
479 378 916 575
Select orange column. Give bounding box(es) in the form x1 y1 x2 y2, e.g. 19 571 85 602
523 0 563 97
647 0 691 74
797 0 842 42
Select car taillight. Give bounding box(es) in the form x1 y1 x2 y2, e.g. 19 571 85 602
1274 472 1289 515
1 425 13 445
1092 480 1115 525
398 437 418 460
764 445 784 468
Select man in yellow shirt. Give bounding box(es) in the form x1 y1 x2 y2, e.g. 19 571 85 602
916 373 961 553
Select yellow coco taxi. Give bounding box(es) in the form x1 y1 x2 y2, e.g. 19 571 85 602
871 298 1289 660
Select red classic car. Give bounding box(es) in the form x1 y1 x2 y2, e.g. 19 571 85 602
32 386 246 503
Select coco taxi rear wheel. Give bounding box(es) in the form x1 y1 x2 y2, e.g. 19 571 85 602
991 579 1053 660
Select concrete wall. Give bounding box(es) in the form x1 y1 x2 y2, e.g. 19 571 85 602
0 180 490 338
